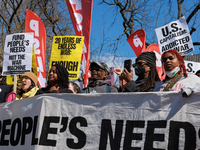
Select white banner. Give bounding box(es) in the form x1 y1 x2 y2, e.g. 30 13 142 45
2 33 34 75
185 60 200 75
155 16 194 56
0 92 200 149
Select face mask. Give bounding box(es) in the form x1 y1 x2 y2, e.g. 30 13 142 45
135 66 145 77
165 66 180 78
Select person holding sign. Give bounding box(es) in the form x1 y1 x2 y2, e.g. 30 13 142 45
118 52 160 92
153 50 200 97
42 64 73 93
81 62 118 93
15 72 43 99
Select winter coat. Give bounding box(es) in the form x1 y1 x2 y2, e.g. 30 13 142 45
81 80 118 93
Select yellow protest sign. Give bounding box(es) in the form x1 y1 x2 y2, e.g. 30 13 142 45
6 47 38 85
31 46 38 76
49 36 84 79
6 75 22 85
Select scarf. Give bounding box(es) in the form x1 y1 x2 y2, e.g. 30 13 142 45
16 86 39 100
163 72 183 91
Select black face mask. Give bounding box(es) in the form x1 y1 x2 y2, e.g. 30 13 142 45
135 66 145 76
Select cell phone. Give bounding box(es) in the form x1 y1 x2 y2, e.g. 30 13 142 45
124 59 132 73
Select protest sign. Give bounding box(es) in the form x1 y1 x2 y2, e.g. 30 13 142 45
2 33 34 75
49 36 84 79
6 47 37 85
1 92 200 149
155 16 194 56
105 67 115 85
185 60 200 74
6 75 22 85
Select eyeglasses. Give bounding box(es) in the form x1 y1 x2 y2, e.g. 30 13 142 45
132 62 148 67
90 68 103 72
162 56 174 62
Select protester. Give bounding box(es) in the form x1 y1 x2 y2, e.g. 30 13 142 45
195 70 200 78
68 81 81 93
153 49 200 97
117 52 160 92
6 84 22 102
0 67 11 103
81 61 118 93
42 64 73 93
15 72 43 99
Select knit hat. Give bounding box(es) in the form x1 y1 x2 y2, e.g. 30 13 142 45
90 61 110 75
22 72 38 86
136 52 156 66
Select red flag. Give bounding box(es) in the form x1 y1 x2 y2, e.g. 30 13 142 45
66 0 93 87
144 44 165 81
25 9 47 87
127 29 146 57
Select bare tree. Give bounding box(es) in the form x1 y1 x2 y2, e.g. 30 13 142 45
0 0 73 67
100 0 200 53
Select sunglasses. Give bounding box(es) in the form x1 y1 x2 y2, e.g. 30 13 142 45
90 68 103 72
132 62 148 67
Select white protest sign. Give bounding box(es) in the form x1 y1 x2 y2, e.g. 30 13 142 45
185 60 200 74
2 33 34 75
155 16 194 56
105 67 115 85
1 92 200 149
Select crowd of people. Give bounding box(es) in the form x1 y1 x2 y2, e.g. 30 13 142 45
1 49 200 103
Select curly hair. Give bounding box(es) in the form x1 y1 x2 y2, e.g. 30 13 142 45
161 49 187 78
47 64 69 88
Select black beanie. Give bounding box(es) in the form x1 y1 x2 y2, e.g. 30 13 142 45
136 52 156 66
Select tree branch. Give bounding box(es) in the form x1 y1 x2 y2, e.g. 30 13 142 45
186 3 200 24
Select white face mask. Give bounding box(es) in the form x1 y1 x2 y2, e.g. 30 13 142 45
165 66 180 78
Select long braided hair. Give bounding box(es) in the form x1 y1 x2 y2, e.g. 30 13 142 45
161 50 187 78
139 64 160 92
